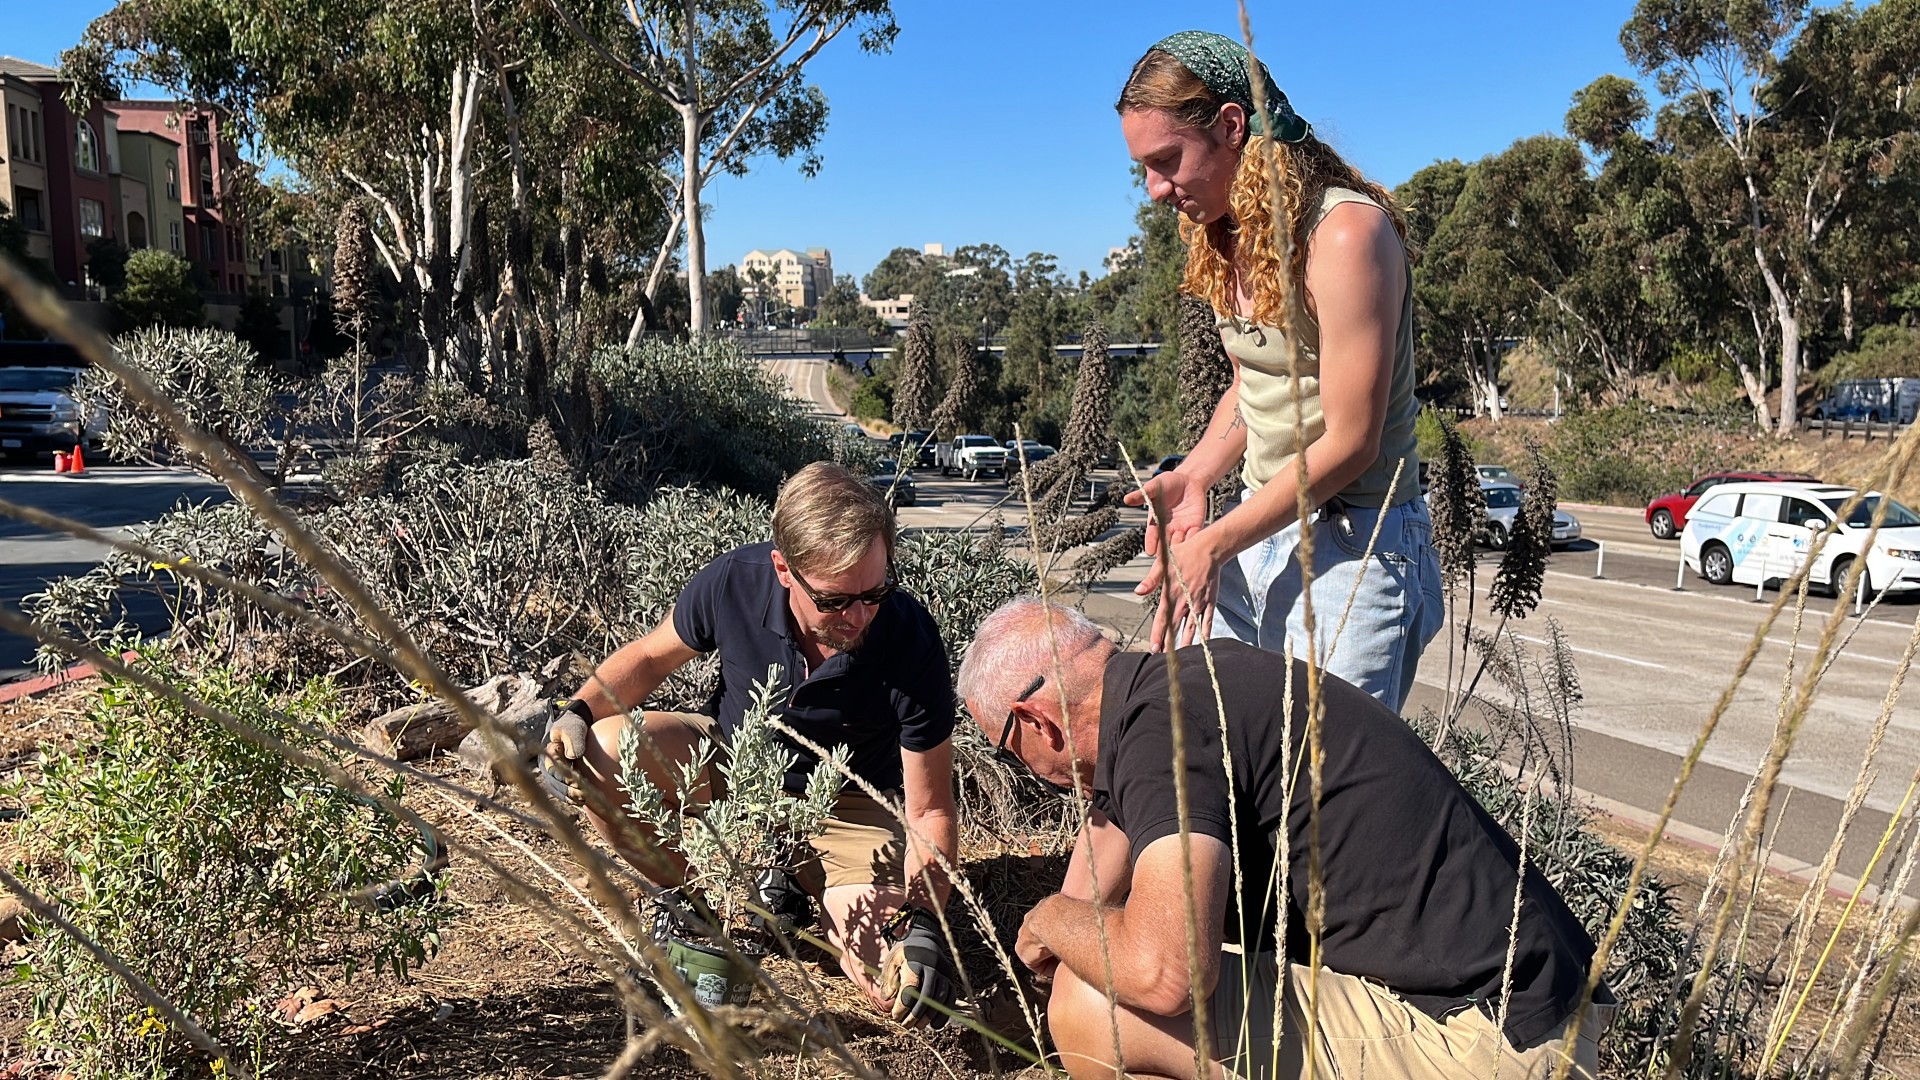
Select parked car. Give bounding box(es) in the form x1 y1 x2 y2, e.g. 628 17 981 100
1153 454 1186 478
1002 439 1056 467
1644 470 1819 540
936 434 1008 479
1480 482 1582 550
867 458 916 508
0 366 108 459
1681 480 1920 595
1476 464 1521 488
888 430 937 469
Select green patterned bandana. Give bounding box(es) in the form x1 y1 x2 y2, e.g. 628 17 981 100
1149 30 1311 144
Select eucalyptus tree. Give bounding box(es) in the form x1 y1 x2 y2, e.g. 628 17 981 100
1623 0 1920 433
66 0 679 389
544 0 898 335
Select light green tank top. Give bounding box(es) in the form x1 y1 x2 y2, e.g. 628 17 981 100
1215 187 1421 508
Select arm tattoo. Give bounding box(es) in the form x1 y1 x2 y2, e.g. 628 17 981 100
1220 405 1245 440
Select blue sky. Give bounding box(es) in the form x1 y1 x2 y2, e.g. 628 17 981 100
9 0 1642 284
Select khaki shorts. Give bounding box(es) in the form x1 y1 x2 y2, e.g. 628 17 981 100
643 711 906 894
1209 954 1614 1080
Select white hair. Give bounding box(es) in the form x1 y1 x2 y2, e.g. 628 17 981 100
955 597 1109 735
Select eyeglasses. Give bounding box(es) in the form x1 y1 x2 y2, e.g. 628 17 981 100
787 561 899 613
993 673 1047 765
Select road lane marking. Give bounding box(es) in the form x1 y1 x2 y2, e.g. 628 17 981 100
1509 633 1672 671
1529 585 1907 668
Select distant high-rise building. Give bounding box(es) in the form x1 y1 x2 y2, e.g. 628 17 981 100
740 246 833 311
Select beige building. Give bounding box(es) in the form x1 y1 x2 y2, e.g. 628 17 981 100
740 246 833 310
1 71 52 265
110 123 183 257
859 291 914 329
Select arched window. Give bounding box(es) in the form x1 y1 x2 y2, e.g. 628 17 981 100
75 119 99 172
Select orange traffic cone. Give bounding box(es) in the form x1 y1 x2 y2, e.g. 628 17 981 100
67 444 85 475
52 451 69 474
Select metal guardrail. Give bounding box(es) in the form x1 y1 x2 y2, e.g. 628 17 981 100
1804 417 1913 440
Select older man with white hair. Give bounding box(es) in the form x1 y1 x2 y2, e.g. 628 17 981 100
956 597 1608 1080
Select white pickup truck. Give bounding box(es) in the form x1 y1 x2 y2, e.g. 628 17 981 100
0 365 108 460
935 434 1008 480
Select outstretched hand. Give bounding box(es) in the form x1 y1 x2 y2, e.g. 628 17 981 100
1126 472 1222 651
1124 471 1209 556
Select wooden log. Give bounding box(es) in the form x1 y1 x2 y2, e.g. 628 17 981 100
360 671 553 761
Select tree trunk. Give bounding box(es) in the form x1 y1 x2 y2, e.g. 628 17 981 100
626 205 685 348
1725 342 1774 432
1775 305 1802 437
1842 281 1855 347
678 0 709 337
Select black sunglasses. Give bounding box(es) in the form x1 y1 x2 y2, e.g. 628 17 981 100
993 673 1048 763
787 561 899 613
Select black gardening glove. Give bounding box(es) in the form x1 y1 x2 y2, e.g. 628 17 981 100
882 906 958 1028
540 698 595 803
748 865 816 937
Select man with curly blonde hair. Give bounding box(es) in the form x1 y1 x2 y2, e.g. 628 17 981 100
1118 30 1442 711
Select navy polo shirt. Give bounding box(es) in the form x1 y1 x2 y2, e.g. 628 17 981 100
670 541 955 793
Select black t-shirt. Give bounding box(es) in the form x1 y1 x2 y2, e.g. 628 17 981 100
671 541 954 793
1093 641 1596 1050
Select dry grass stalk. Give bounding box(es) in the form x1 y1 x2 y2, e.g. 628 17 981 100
1124 451 1214 1074
1011 422 1129 1076
1758 612 1920 1069
1236 11 1335 1074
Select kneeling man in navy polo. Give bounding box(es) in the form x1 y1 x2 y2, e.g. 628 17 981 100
545 461 959 1025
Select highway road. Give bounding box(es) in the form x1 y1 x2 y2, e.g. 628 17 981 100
765 357 843 422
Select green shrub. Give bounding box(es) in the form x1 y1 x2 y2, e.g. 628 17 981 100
1416 404 1481 467
1811 324 1920 392
114 249 204 330
1543 406 1752 504
75 328 284 482
27 462 1037 710
619 668 849 936
850 374 891 422
13 658 442 1077
549 338 838 502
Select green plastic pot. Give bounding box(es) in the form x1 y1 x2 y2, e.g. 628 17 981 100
664 933 756 1007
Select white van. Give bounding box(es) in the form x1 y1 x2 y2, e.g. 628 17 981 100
1680 481 1920 595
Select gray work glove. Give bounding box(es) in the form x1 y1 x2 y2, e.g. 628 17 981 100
541 698 594 803
880 906 958 1028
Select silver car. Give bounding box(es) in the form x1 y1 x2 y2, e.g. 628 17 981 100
1480 482 1581 550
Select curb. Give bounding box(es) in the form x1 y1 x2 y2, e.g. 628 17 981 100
0 659 111 706
1589 792 1916 914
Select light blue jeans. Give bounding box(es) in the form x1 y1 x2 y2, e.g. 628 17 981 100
1212 496 1444 713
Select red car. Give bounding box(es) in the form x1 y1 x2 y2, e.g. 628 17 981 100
1645 470 1820 539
